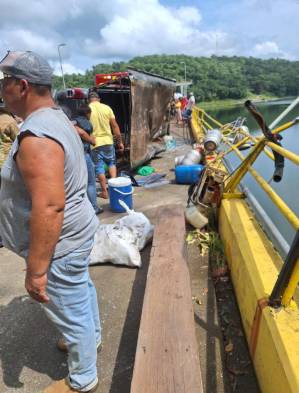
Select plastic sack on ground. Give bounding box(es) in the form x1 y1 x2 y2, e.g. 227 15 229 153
90 201 154 268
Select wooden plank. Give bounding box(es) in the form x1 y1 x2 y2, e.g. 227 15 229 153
130 205 203 393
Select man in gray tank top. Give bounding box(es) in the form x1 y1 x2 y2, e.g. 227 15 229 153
0 51 100 393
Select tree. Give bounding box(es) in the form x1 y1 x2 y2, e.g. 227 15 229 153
53 55 299 101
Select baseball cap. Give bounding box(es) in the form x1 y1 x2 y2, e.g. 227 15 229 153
88 91 99 99
0 51 53 86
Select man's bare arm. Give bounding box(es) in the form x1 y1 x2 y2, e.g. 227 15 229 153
110 118 124 151
74 125 95 145
16 135 65 302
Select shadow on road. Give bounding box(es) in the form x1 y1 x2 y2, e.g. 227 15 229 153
0 295 67 389
109 244 151 393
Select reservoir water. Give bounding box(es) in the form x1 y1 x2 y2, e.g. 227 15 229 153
208 99 299 247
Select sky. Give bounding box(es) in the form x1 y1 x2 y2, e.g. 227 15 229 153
0 0 298 75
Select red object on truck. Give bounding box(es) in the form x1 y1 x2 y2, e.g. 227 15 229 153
95 72 129 87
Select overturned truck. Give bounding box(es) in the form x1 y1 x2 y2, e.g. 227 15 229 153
56 68 176 168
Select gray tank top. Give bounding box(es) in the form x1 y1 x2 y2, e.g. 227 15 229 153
0 107 99 259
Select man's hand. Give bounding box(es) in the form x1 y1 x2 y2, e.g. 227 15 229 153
117 142 124 152
25 271 50 303
91 135 96 146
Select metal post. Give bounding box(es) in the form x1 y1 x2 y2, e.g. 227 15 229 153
269 231 299 308
180 61 187 95
269 96 299 130
57 43 66 89
224 140 265 192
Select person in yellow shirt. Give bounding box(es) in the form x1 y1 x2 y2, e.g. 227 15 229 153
175 98 182 124
88 92 124 199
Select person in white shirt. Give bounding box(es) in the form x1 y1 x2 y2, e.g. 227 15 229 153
186 92 195 111
183 92 195 118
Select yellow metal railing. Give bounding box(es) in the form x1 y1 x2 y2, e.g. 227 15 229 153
191 106 299 307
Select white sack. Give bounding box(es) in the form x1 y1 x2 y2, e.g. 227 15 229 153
90 201 154 268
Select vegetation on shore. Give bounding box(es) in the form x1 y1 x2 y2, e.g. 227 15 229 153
53 55 299 102
198 93 278 110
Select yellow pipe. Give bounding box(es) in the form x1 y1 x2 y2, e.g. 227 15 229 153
204 112 223 127
281 258 299 307
272 121 297 135
201 117 213 130
227 143 299 230
194 109 299 229
249 168 299 229
195 106 297 136
223 136 250 154
265 141 299 166
225 140 265 192
195 107 223 128
194 108 299 306
222 192 245 199
229 129 275 161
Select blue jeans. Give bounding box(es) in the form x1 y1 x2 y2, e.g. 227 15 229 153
85 153 98 212
43 237 101 391
182 109 192 118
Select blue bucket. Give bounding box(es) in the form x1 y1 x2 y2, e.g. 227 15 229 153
108 177 133 213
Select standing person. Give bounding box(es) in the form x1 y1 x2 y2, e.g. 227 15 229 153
73 104 103 215
186 93 195 115
181 95 188 111
175 98 182 125
0 107 19 171
0 104 19 247
88 92 124 199
184 92 195 117
0 51 100 393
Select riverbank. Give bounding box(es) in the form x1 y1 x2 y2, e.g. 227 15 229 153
198 94 278 110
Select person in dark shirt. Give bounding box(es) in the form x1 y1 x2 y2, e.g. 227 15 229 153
73 104 103 214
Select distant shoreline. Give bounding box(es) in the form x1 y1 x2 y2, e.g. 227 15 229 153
197 94 288 110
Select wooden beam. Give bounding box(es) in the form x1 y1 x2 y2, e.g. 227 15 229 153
130 205 203 393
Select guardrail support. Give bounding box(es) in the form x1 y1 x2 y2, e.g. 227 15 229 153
269 231 299 308
224 140 265 192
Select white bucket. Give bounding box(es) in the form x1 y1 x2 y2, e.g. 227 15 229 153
185 204 208 229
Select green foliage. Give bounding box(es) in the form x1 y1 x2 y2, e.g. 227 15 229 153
54 55 299 101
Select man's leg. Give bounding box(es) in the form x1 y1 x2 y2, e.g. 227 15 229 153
44 238 99 392
92 147 108 199
104 145 117 181
88 278 101 346
108 165 116 178
97 173 108 199
85 153 102 212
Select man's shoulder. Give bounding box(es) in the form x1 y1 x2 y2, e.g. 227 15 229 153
99 103 112 111
96 103 114 117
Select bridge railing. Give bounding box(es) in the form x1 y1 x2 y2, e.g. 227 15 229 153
191 106 299 308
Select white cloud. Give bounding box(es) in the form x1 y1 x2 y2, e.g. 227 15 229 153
83 1 229 59
0 0 298 72
0 28 59 58
214 0 299 59
252 41 285 58
51 61 84 76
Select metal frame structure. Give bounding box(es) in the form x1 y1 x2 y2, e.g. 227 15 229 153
192 106 299 308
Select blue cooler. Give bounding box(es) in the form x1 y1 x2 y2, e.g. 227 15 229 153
175 164 204 184
108 177 133 213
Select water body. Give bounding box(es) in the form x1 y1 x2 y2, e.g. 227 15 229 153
208 99 299 247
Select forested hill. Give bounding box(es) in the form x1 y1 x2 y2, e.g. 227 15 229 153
53 55 299 101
